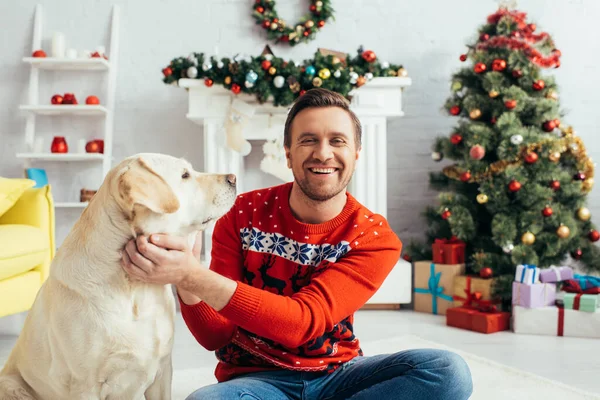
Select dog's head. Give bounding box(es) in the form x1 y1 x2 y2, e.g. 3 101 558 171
108 153 236 236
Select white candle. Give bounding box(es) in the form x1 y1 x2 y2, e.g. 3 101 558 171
52 32 66 58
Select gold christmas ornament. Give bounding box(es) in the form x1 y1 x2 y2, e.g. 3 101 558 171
546 90 559 100
476 193 489 204
577 207 591 221
522 232 536 245
397 68 408 77
268 66 277 75
331 56 341 65
224 76 232 85
557 224 571 239
470 109 482 119
312 77 323 87
582 178 594 192
305 20 314 28
548 151 561 162
356 76 367 87
318 68 331 80
451 81 462 91
489 90 499 98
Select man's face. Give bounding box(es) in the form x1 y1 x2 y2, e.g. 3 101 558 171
285 107 360 202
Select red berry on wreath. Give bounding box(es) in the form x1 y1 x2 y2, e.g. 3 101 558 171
524 152 538 164
32 49 47 57
162 67 172 77
589 230 600 242
474 62 487 74
460 171 471 182
529 23 537 31
450 133 463 145
479 267 493 279
450 105 461 116
310 4 317 12
318 20 325 28
362 50 377 63
492 59 506 71
479 33 490 41
532 80 545 91
303 31 310 37
51 94 63 105
508 180 522 192
204 78 213 87
505 99 517 110
85 95 100 105
261 60 272 70
543 120 556 132
256 6 264 13
262 20 271 29
441 209 451 220
542 206 553 217
571 248 583 260
231 84 241 94
512 69 523 78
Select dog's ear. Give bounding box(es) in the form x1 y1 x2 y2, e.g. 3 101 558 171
118 158 180 214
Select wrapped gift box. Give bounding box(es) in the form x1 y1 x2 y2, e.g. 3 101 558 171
512 305 600 338
431 237 466 265
512 281 556 308
446 306 510 334
414 261 465 315
453 276 495 308
563 293 599 313
539 266 573 283
562 279 600 295
573 274 600 291
514 264 540 285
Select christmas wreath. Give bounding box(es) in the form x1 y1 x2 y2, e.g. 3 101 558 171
162 46 408 107
252 0 334 46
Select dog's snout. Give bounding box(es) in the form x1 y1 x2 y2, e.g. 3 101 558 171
226 174 236 187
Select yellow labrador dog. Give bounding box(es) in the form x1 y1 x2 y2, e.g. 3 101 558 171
0 153 236 399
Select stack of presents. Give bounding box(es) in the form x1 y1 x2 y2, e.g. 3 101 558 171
414 237 600 337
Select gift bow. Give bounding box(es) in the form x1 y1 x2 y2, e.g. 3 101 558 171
415 263 453 314
574 274 600 290
452 276 483 307
562 279 600 295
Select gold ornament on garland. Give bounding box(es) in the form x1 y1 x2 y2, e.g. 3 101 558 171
268 66 277 75
582 178 594 192
318 68 331 79
224 76 232 85
489 90 499 98
522 232 536 245
548 151 561 162
452 81 462 91
546 90 559 100
470 109 482 119
476 193 488 204
577 207 591 221
312 77 323 87
556 224 571 239
397 67 408 77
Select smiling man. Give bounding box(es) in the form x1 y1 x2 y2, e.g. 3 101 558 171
122 88 473 399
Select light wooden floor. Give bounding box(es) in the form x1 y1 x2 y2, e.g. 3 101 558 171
1 310 599 394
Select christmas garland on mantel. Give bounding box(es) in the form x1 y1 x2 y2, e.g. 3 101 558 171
161 46 407 107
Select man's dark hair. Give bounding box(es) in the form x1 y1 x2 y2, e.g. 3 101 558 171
283 88 362 148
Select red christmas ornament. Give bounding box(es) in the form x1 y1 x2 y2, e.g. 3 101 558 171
512 69 523 78
543 120 557 132
231 84 241 94
450 105 461 116
479 33 490 41
479 267 493 279
532 80 545 91
299 90 307 96
262 20 271 28
204 78 213 87
303 31 310 37
574 172 586 181
469 145 485 160
492 59 507 71
589 230 600 242
318 20 325 28
32 49 47 57
474 62 487 74
310 4 317 11
256 6 264 13
460 54 467 62
460 171 472 182
162 67 172 77
441 209 451 220
528 23 537 31
51 94 63 105
550 180 561 191
553 49 562 57
450 133 463 145
572 248 583 260
510 30 521 38
508 180 522 192
62 93 78 105
362 50 377 63
524 152 539 164
261 60 272 70
505 99 517 110
85 95 100 105
553 119 561 128
491 117 497 124
542 206 553 217
51 136 68 153
85 140 100 153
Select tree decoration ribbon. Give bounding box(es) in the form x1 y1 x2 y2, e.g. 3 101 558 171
252 0 335 47
414 263 453 314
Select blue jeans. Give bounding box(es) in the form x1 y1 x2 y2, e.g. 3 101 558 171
186 349 473 399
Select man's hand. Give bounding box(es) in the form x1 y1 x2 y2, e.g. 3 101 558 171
121 233 201 286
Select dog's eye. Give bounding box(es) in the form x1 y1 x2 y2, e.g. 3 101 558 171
182 171 190 179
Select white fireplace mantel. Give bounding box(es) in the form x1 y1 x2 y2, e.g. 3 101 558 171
180 77 414 306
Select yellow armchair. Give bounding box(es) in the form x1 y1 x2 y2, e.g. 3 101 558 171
0 185 55 318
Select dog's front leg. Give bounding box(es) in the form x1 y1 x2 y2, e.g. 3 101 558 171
144 355 172 400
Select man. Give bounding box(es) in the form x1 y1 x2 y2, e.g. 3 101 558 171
122 88 473 399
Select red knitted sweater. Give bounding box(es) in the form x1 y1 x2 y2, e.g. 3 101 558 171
179 182 402 382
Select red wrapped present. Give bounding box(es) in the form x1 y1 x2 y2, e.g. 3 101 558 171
432 236 466 264
562 279 600 295
446 305 510 334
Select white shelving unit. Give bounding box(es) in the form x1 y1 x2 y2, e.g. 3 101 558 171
19 4 119 209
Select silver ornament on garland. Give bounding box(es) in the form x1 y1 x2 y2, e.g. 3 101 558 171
245 81 254 88
510 134 523 145
187 53 198 66
186 66 198 78
349 71 359 84
246 70 258 84
365 72 374 81
381 61 390 69
273 75 285 88
431 151 443 161
217 61 224 69
202 62 212 71
333 70 341 78
502 243 514 253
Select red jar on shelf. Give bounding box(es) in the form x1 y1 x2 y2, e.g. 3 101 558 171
51 136 68 153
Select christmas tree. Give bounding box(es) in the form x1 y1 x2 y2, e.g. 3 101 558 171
407 7 599 309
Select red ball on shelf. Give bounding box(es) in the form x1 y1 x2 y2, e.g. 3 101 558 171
51 136 68 153
85 140 101 153
589 230 600 242
63 93 78 105
479 267 493 279
51 94 63 105
32 49 47 57
85 95 100 105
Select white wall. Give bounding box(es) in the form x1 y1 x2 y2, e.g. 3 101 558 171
1 0 598 247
